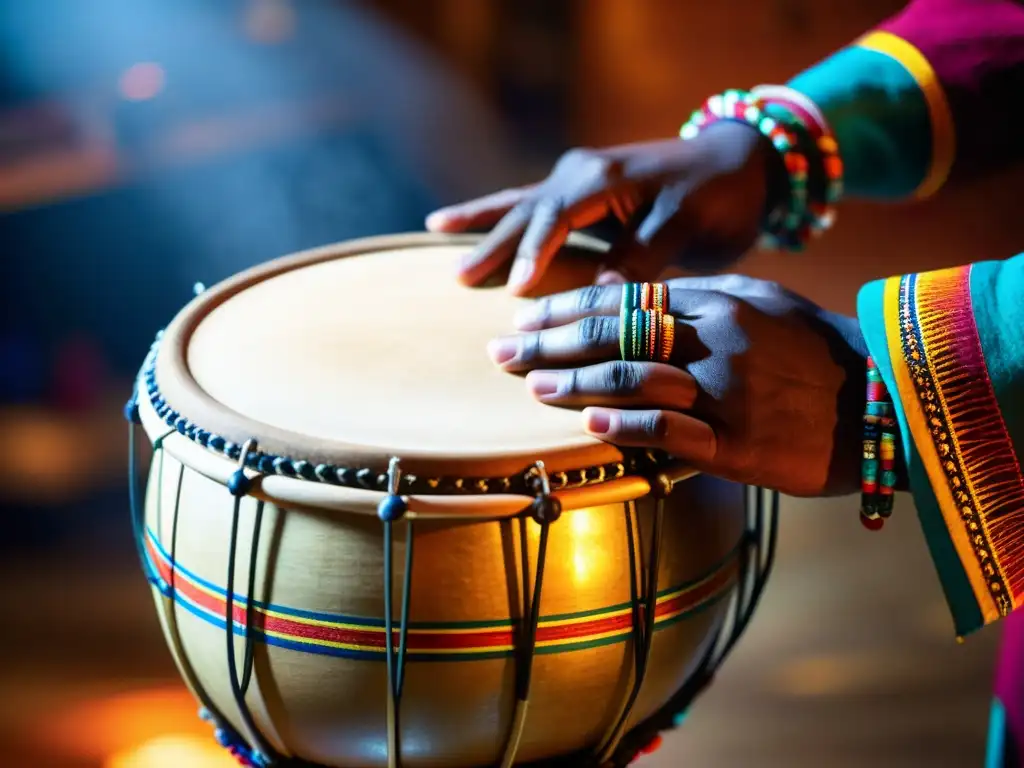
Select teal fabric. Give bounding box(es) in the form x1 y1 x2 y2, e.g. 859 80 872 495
987 697 1008 768
789 46 932 200
970 255 1024 460
857 279 983 635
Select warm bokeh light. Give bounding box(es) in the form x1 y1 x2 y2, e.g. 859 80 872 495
105 735 237 768
0 395 133 504
36 686 216 763
119 63 166 101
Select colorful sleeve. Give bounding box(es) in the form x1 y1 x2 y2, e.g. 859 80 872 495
857 254 1024 637
783 0 1024 201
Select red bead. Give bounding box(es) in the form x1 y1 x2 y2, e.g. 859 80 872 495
860 514 884 531
639 735 664 755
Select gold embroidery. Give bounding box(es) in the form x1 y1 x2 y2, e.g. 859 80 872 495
898 274 1011 612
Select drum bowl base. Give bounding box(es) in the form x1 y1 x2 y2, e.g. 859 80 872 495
143 452 746 767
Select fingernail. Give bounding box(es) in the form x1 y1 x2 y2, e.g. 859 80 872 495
508 260 533 291
527 372 560 397
584 409 613 435
487 337 518 366
425 211 450 231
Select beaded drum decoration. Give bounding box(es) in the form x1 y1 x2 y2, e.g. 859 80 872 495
125 233 778 768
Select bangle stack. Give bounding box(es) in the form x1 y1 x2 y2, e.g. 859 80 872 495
679 86 843 252
860 357 899 530
753 84 844 236
619 282 675 363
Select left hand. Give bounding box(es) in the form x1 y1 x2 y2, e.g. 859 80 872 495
487 276 868 497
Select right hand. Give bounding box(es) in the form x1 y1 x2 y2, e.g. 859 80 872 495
426 121 783 295
485 275 869 498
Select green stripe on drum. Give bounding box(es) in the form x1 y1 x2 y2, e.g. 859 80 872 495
144 528 739 661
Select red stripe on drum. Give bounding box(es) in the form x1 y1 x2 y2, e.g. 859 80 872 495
145 531 738 660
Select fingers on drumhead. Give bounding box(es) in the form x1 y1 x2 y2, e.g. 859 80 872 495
456 204 533 286
525 362 697 410
487 316 619 372
582 407 717 463
427 187 532 233
514 283 622 331
510 197 570 292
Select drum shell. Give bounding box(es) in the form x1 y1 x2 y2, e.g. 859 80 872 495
143 450 746 767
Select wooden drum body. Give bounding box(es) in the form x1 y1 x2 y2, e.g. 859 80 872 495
128 234 776 768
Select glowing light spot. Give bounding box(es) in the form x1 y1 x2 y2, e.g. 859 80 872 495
568 510 600 583
105 735 236 768
37 686 212 762
570 510 594 536
120 63 165 101
573 550 592 582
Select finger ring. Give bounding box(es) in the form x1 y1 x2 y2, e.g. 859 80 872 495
659 312 675 363
620 282 674 363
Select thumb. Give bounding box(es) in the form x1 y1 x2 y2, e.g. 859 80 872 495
601 180 701 282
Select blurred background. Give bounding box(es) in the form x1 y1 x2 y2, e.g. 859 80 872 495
2 1 1023 766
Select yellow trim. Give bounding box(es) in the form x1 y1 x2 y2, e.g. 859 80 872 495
857 31 956 199
882 277 999 623
914 269 1014 604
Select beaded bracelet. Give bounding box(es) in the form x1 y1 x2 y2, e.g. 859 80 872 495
752 84 844 236
860 358 898 530
680 89 810 251
681 87 845 251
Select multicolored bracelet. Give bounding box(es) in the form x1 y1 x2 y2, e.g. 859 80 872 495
680 87 844 252
860 358 899 530
752 84 844 236
680 89 809 250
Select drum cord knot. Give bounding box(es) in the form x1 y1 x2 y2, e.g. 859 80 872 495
123 389 141 425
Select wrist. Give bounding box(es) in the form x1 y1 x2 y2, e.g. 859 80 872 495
696 120 788 217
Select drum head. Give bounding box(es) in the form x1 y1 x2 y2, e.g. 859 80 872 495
150 233 627 484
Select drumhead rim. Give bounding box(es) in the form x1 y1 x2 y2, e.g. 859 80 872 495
140 232 674 494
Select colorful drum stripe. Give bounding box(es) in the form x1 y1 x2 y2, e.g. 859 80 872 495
144 529 738 662
884 266 1024 625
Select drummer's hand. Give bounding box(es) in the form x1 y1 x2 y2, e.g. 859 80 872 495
426 122 780 295
487 277 868 497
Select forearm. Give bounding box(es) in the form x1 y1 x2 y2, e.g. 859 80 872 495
857 252 1024 637
785 0 1024 201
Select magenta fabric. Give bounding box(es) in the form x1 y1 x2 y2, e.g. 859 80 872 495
878 0 1024 180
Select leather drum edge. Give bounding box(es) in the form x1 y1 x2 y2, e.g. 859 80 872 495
149 232 629 481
